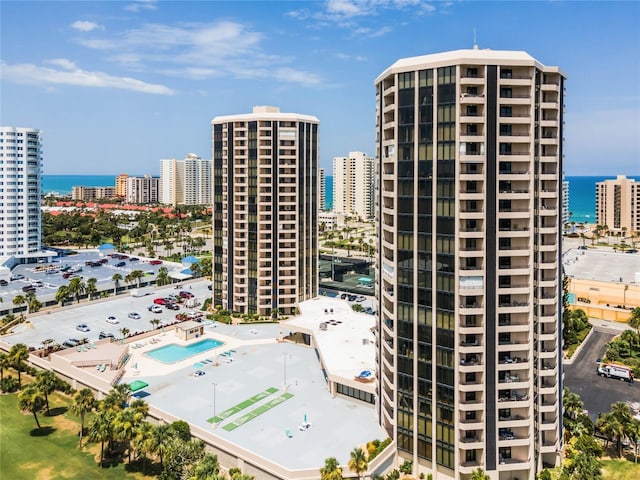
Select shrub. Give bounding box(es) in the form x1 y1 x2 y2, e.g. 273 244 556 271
0 376 20 393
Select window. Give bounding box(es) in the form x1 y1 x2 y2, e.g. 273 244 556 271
466 105 478 116
466 67 478 78
500 105 513 117
499 143 512 155
499 124 512 136
500 87 513 98
500 68 513 79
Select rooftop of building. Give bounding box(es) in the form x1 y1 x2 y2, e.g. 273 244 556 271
211 105 319 124
376 47 563 83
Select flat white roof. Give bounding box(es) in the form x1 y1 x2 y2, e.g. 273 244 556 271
285 297 376 391
376 48 564 83
212 105 319 125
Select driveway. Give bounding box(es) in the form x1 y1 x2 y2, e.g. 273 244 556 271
564 328 639 420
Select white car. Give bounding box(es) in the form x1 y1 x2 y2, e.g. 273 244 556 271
76 323 90 332
106 316 119 324
148 305 162 313
128 312 141 320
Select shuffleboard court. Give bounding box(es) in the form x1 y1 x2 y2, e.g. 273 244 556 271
207 387 279 424
222 392 294 432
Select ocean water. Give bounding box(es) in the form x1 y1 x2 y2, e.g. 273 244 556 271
42 175 116 195
566 176 640 225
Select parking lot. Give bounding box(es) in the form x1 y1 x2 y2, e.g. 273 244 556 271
564 328 640 419
3 281 211 348
0 250 183 315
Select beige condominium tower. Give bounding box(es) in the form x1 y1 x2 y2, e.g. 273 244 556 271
375 49 565 480
596 175 640 235
211 106 319 317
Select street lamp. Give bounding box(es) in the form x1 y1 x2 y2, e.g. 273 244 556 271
283 352 287 392
211 382 218 429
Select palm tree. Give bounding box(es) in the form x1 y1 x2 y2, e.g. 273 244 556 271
597 412 625 455
67 277 86 303
12 294 26 312
9 343 29 388
129 269 145 288
628 418 640 463
132 421 154 472
0 352 10 381
86 277 98 300
88 409 113 466
55 285 70 306
71 388 96 447
348 447 368 480
114 407 143 464
18 385 45 428
150 318 161 330
320 456 343 480
150 422 173 469
119 327 130 341
112 273 123 294
26 291 41 313
563 387 584 420
35 370 57 415
470 467 490 480
156 266 170 286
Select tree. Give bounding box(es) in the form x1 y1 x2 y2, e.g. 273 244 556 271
112 273 123 294
470 468 490 480
629 307 640 339
0 352 10 381
18 385 45 428
68 277 86 303
26 291 42 313
71 388 96 447
119 327 130 340
320 457 343 480
151 422 173 469
348 447 368 480
88 409 113 466
156 267 170 286
150 318 161 330
563 387 584 421
12 294 26 312
192 453 221 480
55 285 70 306
628 418 640 463
129 269 145 288
9 343 29 388
114 406 144 464
86 277 98 300
35 369 57 415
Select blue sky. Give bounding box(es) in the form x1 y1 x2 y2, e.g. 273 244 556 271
1 0 638 175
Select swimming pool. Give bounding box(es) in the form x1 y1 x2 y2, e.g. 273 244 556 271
145 339 224 364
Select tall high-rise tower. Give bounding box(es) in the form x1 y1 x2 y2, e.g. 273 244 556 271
333 151 376 220
211 106 319 317
596 175 639 234
159 154 212 206
375 49 564 480
0 127 43 257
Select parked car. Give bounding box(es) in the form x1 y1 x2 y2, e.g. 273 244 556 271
193 370 206 377
627 249 638 254
0 280 8 286
148 305 163 313
149 260 163 266
128 312 141 320
186 311 203 320
11 274 25 281
106 316 119 324
115 261 126 267
76 323 90 332
166 303 180 311
179 291 195 299
98 331 115 340
22 285 36 293
62 338 80 348
154 297 168 305
31 280 43 288
129 257 139 262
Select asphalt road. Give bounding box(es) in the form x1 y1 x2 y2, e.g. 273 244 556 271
564 329 640 420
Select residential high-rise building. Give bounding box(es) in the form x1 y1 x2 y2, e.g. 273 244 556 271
596 175 639 234
211 106 319 316
375 49 564 480
126 175 160 204
71 186 116 201
0 127 43 257
159 153 212 206
562 175 569 226
116 173 128 198
333 151 375 220
319 167 326 211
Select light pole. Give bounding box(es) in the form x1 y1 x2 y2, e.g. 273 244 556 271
283 352 287 392
211 382 218 429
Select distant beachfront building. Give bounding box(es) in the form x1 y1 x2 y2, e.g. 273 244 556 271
319 167 326 211
211 106 319 317
562 175 569 225
0 127 43 258
596 175 640 234
159 153 212 206
333 151 375 220
115 173 128 198
126 174 160 204
71 186 116 201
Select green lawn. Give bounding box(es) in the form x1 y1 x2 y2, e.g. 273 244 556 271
602 458 640 479
0 389 148 480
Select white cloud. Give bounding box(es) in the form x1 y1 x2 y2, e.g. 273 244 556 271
75 21 323 87
124 0 157 12
0 60 176 95
336 53 368 62
71 20 104 32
